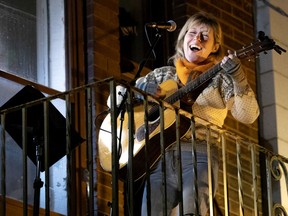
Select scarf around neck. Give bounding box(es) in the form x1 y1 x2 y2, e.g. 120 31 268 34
175 57 216 85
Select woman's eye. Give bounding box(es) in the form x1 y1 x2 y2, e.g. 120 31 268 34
203 35 208 40
188 31 196 35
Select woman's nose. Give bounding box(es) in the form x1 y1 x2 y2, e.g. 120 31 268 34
194 33 202 41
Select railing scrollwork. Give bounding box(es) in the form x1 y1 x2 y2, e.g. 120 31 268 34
269 155 288 216
273 203 288 216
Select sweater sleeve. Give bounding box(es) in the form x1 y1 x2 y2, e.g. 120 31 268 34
195 70 259 125
225 68 260 124
135 66 177 95
135 77 159 95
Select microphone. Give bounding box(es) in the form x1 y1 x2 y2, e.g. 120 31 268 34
145 20 177 32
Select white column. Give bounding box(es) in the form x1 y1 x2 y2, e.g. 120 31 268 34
255 0 288 211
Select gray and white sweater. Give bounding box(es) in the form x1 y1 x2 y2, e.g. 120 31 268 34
134 65 259 127
108 65 259 151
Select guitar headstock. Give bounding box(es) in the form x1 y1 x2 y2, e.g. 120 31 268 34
236 31 286 59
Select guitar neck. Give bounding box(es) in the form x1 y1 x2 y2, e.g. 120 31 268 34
165 63 222 104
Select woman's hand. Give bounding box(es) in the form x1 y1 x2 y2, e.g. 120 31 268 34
220 50 241 75
155 86 166 98
221 50 248 87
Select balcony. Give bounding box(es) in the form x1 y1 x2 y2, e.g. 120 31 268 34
0 76 287 216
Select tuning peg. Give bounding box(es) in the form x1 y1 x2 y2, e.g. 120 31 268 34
273 45 286 55
258 31 266 41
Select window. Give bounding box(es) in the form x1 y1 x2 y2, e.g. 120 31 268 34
0 0 67 214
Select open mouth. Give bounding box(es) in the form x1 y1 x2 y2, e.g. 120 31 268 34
189 45 202 52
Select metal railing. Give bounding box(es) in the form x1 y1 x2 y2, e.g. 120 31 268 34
0 77 287 216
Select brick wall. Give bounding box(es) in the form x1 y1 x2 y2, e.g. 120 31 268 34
92 0 121 82
87 0 124 215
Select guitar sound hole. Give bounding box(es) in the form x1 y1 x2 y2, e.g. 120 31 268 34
147 108 159 122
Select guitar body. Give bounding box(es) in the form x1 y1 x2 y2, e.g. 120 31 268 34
98 104 145 172
98 80 191 180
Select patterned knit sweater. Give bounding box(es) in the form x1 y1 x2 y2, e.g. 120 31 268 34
134 66 259 149
109 65 259 151
135 66 259 127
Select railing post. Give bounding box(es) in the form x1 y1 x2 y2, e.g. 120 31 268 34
22 108 28 216
127 86 134 215
0 113 6 216
175 110 183 216
236 138 244 216
143 95 151 216
65 93 72 216
110 80 119 216
266 154 273 216
85 87 95 215
250 143 259 215
159 102 167 216
190 117 199 215
221 132 229 216
43 101 50 216
207 126 214 216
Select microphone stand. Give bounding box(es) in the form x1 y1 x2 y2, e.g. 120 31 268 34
115 29 164 150
116 29 163 118
109 29 164 216
33 135 44 216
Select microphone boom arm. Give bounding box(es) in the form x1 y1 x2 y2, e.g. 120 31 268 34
116 30 164 117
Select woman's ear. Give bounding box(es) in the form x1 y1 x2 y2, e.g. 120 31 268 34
212 43 220 53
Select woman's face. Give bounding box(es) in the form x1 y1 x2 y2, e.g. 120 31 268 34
183 23 218 64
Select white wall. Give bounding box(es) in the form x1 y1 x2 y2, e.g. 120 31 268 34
37 0 67 214
255 0 288 212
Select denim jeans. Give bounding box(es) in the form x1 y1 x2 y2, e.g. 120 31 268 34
141 144 219 216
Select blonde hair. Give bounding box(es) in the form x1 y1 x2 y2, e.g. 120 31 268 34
169 11 224 65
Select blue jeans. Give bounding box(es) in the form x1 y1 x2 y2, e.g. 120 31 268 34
141 145 219 216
